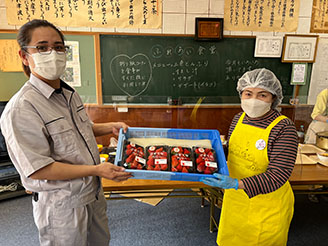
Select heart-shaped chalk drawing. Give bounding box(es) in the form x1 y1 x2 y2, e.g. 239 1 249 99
110 53 152 97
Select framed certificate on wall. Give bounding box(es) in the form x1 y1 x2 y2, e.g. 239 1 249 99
195 18 223 41
282 35 319 63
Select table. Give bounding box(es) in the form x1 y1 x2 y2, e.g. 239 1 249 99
289 164 328 194
290 143 328 194
102 146 328 233
102 178 222 233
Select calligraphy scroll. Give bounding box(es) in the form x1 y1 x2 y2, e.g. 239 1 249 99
311 0 328 33
5 0 162 29
224 0 300 32
0 40 22 72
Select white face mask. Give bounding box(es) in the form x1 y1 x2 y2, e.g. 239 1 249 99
241 98 271 118
30 52 66 80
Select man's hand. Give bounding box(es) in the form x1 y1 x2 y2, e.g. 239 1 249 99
96 162 133 182
93 122 129 137
110 122 129 136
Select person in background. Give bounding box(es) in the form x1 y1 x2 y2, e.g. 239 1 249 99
304 88 328 202
201 68 298 246
0 19 132 246
305 88 328 144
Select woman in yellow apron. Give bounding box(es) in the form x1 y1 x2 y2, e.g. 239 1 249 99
202 68 298 246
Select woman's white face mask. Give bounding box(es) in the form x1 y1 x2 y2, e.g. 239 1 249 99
241 98 271 118
29 52 66 80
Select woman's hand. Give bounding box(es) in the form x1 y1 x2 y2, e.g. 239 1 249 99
201 173 239 190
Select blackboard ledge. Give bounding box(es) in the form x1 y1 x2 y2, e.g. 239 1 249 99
85 103 297 109
98 103 241 109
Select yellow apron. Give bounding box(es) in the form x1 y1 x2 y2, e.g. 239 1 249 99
217 113 294 246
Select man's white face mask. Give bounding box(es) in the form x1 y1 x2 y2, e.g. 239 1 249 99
30 52 66 80
241 98 272 118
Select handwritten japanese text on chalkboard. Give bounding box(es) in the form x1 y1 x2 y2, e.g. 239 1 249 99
101 35 294 104
110 54 152 97
108 44 221 97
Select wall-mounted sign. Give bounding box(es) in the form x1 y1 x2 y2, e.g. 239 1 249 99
291 63 308 85
282 35 319 63
195 18 223 41
254 36 284 58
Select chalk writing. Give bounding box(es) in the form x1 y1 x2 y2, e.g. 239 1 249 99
109 50 219 97
100 35 296 105
151 44 215 59
225 59 260 81
151 45 164 58
110 54 152 97
153 56 213 90
165 47 174 57
174 81 217 89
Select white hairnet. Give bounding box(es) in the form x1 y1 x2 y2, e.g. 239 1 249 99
236 68 283 109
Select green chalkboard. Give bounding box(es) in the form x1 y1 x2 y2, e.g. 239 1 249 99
100 35 297 105
0 33 97 103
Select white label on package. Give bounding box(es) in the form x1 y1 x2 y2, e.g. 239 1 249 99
155 158 167 165
181 160 193 167
135 156 146 165
205 161 217 168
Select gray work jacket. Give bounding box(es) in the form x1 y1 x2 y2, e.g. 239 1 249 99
0 74 100 208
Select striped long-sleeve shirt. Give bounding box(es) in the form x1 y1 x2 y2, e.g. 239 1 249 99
227 109 298 198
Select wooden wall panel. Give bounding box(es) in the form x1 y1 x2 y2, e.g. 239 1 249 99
85 105 306 146
175 107 241 136
85 106 177 145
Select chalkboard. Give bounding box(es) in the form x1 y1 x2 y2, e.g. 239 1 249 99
100 35 297 105
0 33 97 103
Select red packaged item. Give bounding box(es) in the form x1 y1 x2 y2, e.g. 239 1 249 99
146 145 169 171
170 146 194 173
123 141 146 170
193 147 218 174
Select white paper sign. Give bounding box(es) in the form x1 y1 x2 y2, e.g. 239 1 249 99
61 41 81 87
308 38 328 104
254 36 283 58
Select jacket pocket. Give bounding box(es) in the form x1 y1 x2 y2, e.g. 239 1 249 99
77 108 89 122
46 118 77 155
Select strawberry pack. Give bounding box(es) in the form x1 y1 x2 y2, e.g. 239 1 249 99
115 127 229 181
193 147 218 174
170 146 194 173
122 141 146 170
146 145 169 171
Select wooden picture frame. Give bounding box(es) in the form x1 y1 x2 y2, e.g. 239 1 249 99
282 34 319 63
195 18 223 41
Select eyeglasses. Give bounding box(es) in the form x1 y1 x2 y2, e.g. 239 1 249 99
23 45 70 55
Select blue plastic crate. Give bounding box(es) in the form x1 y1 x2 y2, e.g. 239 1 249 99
114 127 229 181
